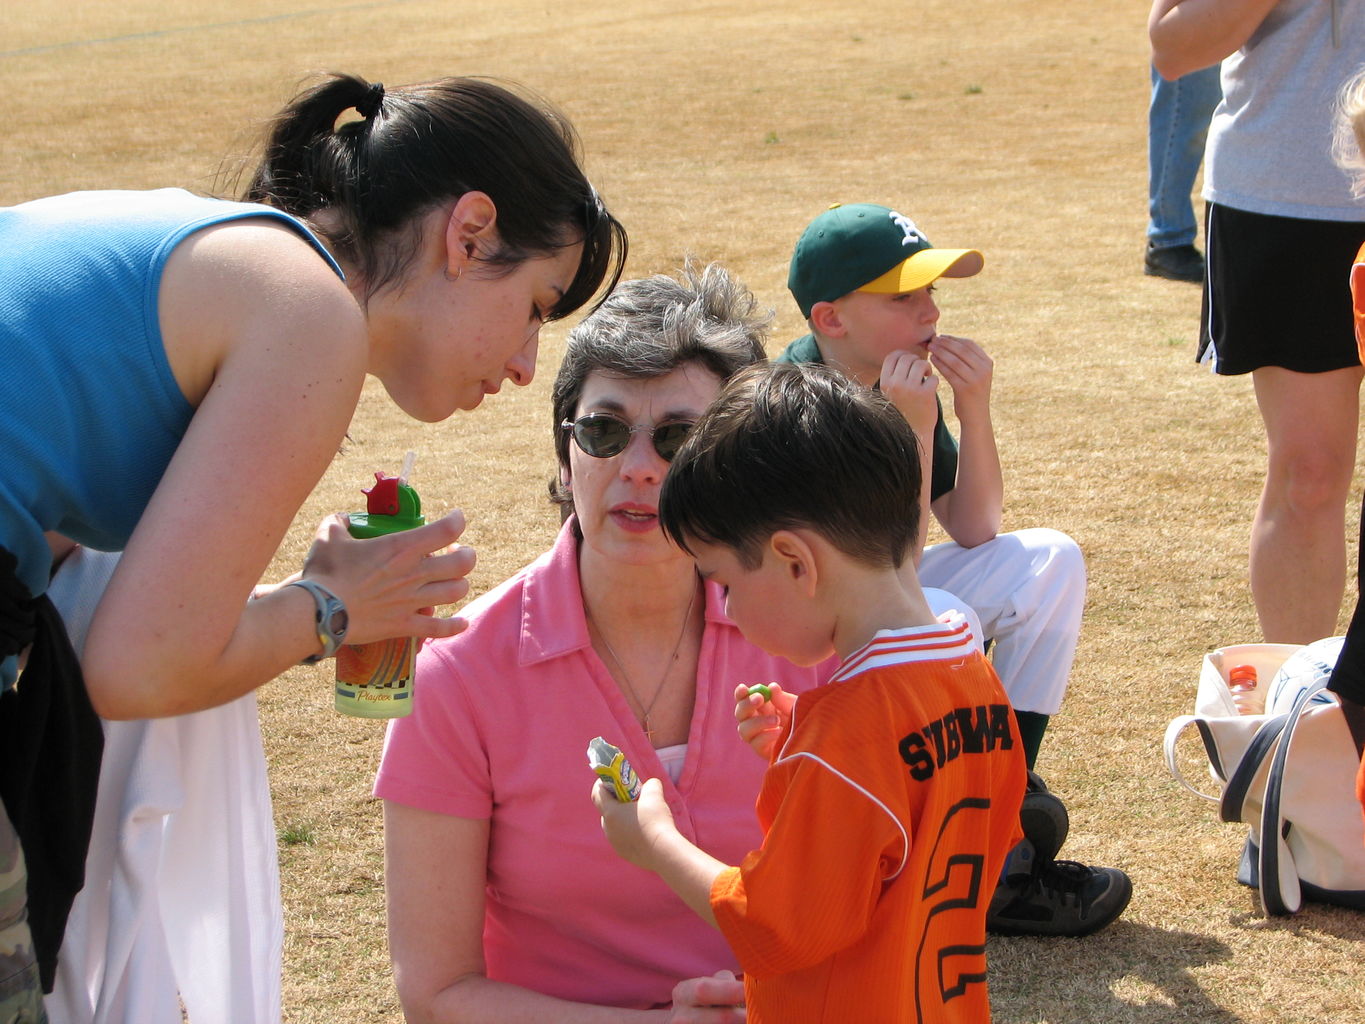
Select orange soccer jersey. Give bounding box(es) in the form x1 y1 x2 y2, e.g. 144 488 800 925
1354 241 1365 363
711 619 1025 1024
1356 241 1365 838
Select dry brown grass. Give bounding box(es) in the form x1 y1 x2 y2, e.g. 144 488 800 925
4 1 1364 1021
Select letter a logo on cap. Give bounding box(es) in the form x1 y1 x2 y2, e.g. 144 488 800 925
888 211 923 247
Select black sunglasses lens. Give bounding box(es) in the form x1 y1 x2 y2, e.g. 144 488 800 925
574 415 630 457
653 423 694 461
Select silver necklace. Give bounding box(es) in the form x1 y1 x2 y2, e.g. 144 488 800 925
591 585 697 743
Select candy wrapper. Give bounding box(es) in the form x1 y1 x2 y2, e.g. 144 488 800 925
587 736 642 802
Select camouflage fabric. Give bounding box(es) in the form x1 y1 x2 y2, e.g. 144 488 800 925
0 812 45 1024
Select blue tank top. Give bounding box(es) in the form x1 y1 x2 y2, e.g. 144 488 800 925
0 188 342 609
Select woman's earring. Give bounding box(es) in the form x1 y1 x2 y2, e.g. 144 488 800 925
444 266 463 283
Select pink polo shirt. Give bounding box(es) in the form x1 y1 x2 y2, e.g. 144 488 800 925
375 518 833 1009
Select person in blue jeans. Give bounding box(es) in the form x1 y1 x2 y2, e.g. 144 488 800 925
1145 63 1221 282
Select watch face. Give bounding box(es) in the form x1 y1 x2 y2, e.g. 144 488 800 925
328 607 349 636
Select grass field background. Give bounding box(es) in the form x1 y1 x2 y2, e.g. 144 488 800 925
4 1 1364 1021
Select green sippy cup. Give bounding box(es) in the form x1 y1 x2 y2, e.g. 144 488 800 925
334 453 425 718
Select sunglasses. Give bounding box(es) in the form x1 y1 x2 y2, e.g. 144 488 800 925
562 413 696 462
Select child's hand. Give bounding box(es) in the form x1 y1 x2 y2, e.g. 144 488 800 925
668 970 746 1022
878 350 939 439
734 682 794 761
927 334 993 415
593 776 678 871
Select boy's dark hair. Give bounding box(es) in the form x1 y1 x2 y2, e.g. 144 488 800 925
660 362 922 569
242 73 626 310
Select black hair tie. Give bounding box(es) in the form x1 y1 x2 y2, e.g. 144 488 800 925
355 82 385 121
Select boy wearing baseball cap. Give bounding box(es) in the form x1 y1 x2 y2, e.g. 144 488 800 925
778 202 1131 937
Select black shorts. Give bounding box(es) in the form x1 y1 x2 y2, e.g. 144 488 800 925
1198 203 1365 375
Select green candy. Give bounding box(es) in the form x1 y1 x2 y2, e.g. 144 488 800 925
747 684 773 701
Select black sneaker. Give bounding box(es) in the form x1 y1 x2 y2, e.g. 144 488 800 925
1019 771 1068 864
987 859 1133 938
1144 242 1205 283
997 837 1041 886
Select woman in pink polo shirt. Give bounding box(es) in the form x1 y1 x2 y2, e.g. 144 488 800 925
375 263 831 1020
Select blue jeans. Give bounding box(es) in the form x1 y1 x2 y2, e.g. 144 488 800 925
1147 64 1221 250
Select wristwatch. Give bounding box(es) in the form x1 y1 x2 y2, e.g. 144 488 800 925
287 578 349 663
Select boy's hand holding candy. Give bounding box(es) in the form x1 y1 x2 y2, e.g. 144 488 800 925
734 682 795 761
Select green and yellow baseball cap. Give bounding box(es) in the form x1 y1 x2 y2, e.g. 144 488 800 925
787 203 984 316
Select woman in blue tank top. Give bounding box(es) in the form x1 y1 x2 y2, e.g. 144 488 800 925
0 72 626 1014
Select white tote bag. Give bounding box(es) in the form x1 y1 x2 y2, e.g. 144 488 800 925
1164 643 1365 915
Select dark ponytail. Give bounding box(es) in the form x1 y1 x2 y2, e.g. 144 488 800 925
244 72 626 313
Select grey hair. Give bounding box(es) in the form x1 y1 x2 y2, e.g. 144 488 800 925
1333 63 1365 199
549 260 772 512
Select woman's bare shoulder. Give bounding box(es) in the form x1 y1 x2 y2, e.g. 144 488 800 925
158 216 363 407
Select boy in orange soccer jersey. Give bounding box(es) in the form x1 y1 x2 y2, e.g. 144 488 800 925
593 362 1025 1023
